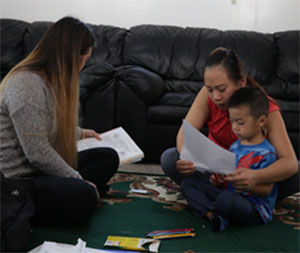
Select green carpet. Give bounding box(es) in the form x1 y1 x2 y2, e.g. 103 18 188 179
28 173 300 252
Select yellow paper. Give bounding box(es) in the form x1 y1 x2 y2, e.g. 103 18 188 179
104 235 160 252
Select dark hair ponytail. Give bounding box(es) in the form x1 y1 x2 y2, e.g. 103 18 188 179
204 47 245 83
204 47 263 87
204 47 279 107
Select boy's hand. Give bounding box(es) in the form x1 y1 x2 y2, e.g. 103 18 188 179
209 174 217 186
225 167 257 191
210 173 225 186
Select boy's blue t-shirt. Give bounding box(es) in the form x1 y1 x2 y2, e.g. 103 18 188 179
228 139 277 223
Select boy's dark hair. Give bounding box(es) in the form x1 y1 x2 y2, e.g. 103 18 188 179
227 87 269 119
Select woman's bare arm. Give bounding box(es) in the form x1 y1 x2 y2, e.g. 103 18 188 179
250 183 274 197
176 86 210 152
257 110 298 182
175 87 210 176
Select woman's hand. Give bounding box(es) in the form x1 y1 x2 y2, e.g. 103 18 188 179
85 180 100 201
176 159 196 176
225 167 258 191
82 129 101 140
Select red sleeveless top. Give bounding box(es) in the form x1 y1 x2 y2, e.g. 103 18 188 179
207 97 279 150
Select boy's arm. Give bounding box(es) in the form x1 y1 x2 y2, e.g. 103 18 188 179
245 151 277 197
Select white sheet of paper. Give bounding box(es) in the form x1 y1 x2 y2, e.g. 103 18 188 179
180 120 236 174
28 238 113 253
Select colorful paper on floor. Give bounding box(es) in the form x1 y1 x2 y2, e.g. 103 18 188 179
104 236 160 252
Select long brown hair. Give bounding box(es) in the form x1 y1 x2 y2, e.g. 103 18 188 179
0 17 95 168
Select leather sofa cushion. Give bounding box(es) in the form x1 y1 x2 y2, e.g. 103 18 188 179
265 78 299 101
22 22 127 69
87 24 127 67
23 21 52 57
123 25 276 85
220 30 275 84
277 100 299 133
0 19 29 78
275 31 300 83
148 104 189 125
123 25 186 78
3 20 127 75
79 63 115 100
115 65 165 104
165 79 203 93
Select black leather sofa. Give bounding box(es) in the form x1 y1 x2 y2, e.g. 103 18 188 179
1 19 299 165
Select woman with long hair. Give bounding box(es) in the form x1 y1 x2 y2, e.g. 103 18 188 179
0 17 119 223
161 47 298 200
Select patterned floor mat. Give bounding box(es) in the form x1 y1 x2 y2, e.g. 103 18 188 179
103 173 300 229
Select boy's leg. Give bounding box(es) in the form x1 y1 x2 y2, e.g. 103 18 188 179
181 178 223 218
215 190 262 225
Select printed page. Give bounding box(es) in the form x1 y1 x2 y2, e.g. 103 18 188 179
180 120 236 174
77 127 144 166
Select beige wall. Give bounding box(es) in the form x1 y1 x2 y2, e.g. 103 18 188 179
0 0 299 32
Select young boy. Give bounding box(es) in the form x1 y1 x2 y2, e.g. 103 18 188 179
181 87 277 232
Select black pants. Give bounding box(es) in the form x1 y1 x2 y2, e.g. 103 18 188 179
32 147 119 224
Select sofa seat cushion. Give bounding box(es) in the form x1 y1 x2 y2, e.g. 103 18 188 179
147 92 195 124
148 105 189 125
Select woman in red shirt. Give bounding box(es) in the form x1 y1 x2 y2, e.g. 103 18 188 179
161 47 298 198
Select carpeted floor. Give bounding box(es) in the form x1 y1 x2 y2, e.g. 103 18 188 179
28 171 300 252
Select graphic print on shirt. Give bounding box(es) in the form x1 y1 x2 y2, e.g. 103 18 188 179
236 151 264 169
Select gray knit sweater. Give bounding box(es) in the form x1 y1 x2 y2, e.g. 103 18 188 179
0 71 82 179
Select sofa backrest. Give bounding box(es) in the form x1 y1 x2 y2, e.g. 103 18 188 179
1 19 299 159
123 25 277 84
0 19 127 80
271 31 299 100
120 25 299 120
2 19 298 96
1 19 29 79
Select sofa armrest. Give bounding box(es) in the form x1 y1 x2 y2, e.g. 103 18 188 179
79 63 116 132
115 65 165 104
80 63 115 99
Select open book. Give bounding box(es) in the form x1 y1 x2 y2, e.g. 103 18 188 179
180 120 236 174
77 127 144 166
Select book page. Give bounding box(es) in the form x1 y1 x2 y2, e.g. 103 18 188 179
77 127 144 166
180 120 236 174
